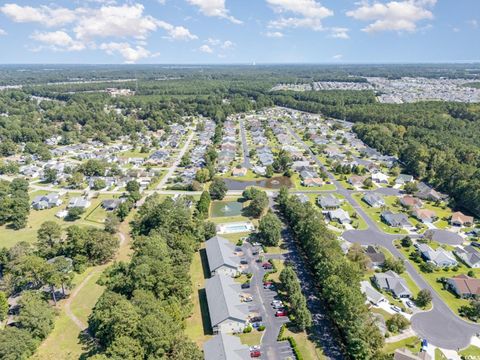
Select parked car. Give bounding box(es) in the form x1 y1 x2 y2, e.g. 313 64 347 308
263 281 273 288
275 309 288 317
262 262 273 269
406 301 415 308
271 300 283 306
421 339 428 350
241 282 251 289
250 350 261 358
471 242 480 248
250 316 262 323
390 305 402 313
242 296 253 302
240 258 248 264
272 303 284 309
252 322 263 328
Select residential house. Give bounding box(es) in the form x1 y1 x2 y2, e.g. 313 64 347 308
205 236 241 277
416 182 444 202
451 211 474 227
447 274 480 298
360 280 386 305
373 270 412 298
67 197 91 209
348 175 366 188
365 246 386 267
454 246 480 268
317 194 341 210
412 208 437 223
394 348 432 360
303 178 323 187
252 165 266 176
203 333 251 360
232 167 247 177
416 243 457 267
102 199 125 211
395 174 414 185
400 196 423 209
363 193 385 208
381 211 412 229
371 172 389 184
328 209 351 225
31 193 63 210
294 194 309 204
205 274 249 334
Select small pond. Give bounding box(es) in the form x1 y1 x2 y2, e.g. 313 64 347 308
223 176 293 190
210 201 244 218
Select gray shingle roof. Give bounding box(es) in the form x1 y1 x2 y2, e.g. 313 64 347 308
205 274 249 327
203 334 251 360
205 236 240 273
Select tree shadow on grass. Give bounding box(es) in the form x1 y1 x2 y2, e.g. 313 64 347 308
199 248 210 280
198 288 213 336
78 329 100 360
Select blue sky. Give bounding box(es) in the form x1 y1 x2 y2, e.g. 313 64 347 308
0 0 478 64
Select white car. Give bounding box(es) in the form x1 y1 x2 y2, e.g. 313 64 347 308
406 301 415 308
390 305 402 313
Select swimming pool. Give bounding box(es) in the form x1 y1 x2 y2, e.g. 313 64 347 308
216 221 255 234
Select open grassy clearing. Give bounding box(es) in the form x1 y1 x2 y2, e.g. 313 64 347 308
284 327 327 360
382 336 421 354
459 345 480 357
32 214 134 360
0 192 117 248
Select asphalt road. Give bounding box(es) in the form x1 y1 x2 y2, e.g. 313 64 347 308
287 124 480 350
244 241 292 360
239 118 251 169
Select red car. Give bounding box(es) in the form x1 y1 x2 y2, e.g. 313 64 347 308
275 309 288 317
262 262 273 269
250 350 261 358
263 281 272 288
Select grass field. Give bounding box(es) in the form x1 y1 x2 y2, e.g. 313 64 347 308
352 193 408 235
32 214 134 360
459 345 480 357
0 192 117 249
185 246 212 346
396 242 479 316
284 328 327 360
291 173 336 191
383 336 421 354
435 348 449 360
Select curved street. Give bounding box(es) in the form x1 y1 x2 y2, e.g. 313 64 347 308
288 123 480 350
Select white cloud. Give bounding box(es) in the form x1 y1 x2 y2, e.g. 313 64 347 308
265 31 284 38
100 42 157 63
467 19 478 29
0 3 77 27
329 27 349 39
0 28 6 36
332 54 343 60
266 0 333 19
156 21 198 40
199 44 214 53
221 40 234 49
346 0 436 33
452 27 460 33
187 0 242 24
30 31 85 51
74 4 160 41
267 0 333 31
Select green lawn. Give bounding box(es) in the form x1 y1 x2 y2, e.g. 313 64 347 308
185 246 212 346
32 267 104 360
396 242 478 316
383 336 421 354
237 331 263 346
284 328 327 360
0 192 113 249
352 193 408 235
291 173 336 191
459 345 480 357
435 348 449 360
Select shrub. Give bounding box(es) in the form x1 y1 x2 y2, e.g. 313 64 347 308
258 325 266 331
243 326 252 333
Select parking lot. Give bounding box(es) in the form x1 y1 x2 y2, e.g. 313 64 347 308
242 240 294 360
